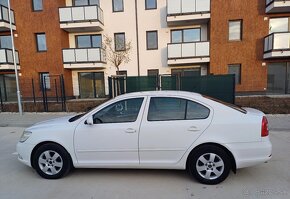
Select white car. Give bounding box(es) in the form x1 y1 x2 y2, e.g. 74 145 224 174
17 91 272 184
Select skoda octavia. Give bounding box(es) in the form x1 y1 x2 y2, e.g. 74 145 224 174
17 91 272 184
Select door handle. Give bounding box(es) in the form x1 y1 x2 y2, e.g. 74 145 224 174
125 128 136 133
188 126 199 132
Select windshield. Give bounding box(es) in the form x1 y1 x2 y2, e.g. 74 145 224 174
203 95 247 114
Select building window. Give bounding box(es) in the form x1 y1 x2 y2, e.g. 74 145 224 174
172 68 200 77
76 35 102 48
171 28 201 43
36 33 47 52
269 18 289 34
117 70 127 76
146 31 158 50
114 33 125 51
267 62 290 94
0 0 8 7
228 64 241 85
0 35 12 49
148 69 159 76
146 0 157 10
79 72 105 98
73 0 99 6
229 20 242 41
40 72 50 90
113 0 124 12
33 0 43 11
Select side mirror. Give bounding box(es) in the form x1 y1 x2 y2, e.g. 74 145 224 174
86 116 94 125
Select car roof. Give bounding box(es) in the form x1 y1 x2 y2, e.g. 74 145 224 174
115 90 202 99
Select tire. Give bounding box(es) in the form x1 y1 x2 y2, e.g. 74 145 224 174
187 145 231 185
32 143 72 179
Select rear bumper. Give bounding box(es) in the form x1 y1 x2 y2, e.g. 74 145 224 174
225 137 272 169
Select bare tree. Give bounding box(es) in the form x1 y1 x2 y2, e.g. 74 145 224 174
103 34 132 74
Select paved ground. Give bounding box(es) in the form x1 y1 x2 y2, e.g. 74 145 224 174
0 113 289 199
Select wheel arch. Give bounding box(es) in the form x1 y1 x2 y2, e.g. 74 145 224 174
30 141 73 169
186 142 237 173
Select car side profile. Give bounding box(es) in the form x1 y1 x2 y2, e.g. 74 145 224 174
17 91 272 184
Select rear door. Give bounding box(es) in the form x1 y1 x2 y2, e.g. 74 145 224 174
139 96 213 165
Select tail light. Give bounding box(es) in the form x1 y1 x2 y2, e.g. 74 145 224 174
261 116 269 137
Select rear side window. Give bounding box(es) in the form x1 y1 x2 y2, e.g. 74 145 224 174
148 97 210 121
93 98 143 123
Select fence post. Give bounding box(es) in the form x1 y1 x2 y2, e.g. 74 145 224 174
55 79 59 103
60 75 66 112
32 78 36 104
0 88 3 112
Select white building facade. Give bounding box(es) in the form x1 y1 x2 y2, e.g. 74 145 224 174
59 0 210 98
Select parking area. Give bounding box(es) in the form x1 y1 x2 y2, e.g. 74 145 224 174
0 113 289 199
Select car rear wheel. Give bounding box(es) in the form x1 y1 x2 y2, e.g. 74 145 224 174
187 145 231 184
32 143 72 179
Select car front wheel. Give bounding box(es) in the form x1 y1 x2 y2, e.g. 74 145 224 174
32 143 72 179
187 145 231 184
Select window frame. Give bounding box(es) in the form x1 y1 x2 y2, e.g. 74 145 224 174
146 30 158 50
112 0 124 12
73 0 100 6
92 97 144 124
170 28 201 43
147 69 159 76
145 0 157 10
147 97 210 122
228 64 242 85
75 34 102 48
32 0 43 12
0 35 12 49
35 33 47 52
114 32 126 51
39 72 50 90
228 19 243 41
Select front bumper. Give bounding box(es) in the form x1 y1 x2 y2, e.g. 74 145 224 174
16 142 35 167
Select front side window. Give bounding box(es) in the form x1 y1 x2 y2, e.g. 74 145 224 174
229 20 242 41
228 64 241 85
36 33 47 52
0 35 12 49
33 0 43 11
146 31 158 50
114 33 125 51
93 98 144 124
148 97 210 121
113 0 124 12
74 0 99 6
146 0 157 10
269 18 289 34
76 35 102 48
171 28 201 43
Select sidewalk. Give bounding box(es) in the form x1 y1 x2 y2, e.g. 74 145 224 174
1 112 290 130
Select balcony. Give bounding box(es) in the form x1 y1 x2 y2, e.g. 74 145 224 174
167 0 210 26
62 48 106 69
0 49 20 70
59 5 104 33
0 5 16 32
264 32 290 59
266 0 290 13
167 41 210 65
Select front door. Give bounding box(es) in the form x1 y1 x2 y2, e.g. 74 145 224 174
74 97 146 165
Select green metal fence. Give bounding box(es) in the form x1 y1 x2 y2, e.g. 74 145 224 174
109 74 235 104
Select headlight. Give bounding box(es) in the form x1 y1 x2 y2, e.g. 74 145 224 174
19 131 32 143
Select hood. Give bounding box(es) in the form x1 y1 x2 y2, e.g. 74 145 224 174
27 116 74 131
243 107 265 116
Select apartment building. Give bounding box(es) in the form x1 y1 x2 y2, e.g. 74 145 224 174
0 0 289 101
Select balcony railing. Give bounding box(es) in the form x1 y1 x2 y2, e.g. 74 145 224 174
0 48 19 65
264 32 290 58
62 48 106 64
266 0 290 13
59 5 104 32
168 41 210 59
167 0 210 16
0 5 15 31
